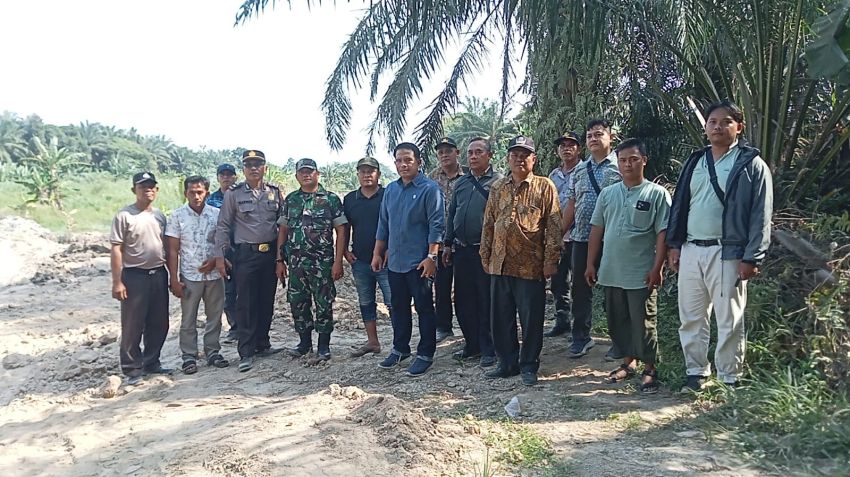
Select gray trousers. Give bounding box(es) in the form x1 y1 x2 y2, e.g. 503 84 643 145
120 267 169 377
179 278 224 362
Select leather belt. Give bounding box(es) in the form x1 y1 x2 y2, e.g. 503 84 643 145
239 242 275 253
690 239 720 247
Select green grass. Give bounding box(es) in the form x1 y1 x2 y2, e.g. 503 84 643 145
0 172 187 234
484 421 554 468
605 411 644 432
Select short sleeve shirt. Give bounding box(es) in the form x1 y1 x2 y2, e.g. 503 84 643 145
110 204 167 269
278 185 347 263
591 180 671 289
343 186 384 264
165 204 221 281
568 153 622 242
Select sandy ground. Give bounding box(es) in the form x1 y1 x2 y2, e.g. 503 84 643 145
0 217 771 477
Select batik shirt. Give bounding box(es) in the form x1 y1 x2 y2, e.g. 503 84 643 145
165 204 221 281
567 152 621 242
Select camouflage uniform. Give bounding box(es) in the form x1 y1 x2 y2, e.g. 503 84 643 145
279 185 347 334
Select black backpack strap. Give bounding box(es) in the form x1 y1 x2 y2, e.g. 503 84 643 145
703 150 726 206
468 175 490 200
586 160 602 195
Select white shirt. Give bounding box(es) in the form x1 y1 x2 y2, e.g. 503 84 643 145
165 203 221 281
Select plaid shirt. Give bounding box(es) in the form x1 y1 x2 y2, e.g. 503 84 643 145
567 152 621 242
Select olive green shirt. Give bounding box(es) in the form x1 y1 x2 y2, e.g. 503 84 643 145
686 143 738 241
591 180 671 289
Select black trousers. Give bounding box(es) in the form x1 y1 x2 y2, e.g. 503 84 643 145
551 242 573 329
453 245 494 357
570 242 598 343
434 250 455 332
490 275 545 373
120 266 169 377
223 247 237 329
234 244 278 358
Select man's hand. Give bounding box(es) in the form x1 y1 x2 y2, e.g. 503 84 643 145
169 278 185 298
112 281 127 301
197 259 216 274
417 257 437 278
543 263 557 279
584 265 598 287
332 261 344 281
371 254 383 273
738 262 758 281
344 250 356 265
645 266 663 290
668 248 680 273
276 261 288 282
215 257 228 279
442 249 453 267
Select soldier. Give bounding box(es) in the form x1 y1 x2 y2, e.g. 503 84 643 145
207 163 238 344
277 158 347 361
343 157 393 357
166 175 230 374
214 150 284 373
443 137 503 367
110 172 172 385
429 136 467 342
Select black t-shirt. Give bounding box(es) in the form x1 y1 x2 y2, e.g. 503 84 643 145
343 186 384 263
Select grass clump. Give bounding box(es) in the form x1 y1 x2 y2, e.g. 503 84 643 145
484 421 554 469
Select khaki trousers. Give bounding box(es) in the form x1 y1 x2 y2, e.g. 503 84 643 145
677 243 747 383
179 278 224 362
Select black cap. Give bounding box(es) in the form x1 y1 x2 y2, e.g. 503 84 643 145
132 171 157 185
507 135 535 153
356 157 381 170
554 131 581 146
434 136 458 149
295 158 318 171
216 163 236 174
242 150 266 162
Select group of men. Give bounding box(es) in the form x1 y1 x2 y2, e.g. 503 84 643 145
110 99 772 392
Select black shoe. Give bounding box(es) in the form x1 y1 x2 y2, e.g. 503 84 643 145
436 329 454 343
143 366 174 376
378 352 411 369
479 355 497 367
287 330 313 357
238 356 253 372
484 366 520 379
316 333 331 361
544 324 570 337
255 347 284 357
222 331 238 344
680 375 707 394
452 349 481 360
521 372 538 386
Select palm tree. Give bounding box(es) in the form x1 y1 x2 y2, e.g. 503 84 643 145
0 112 27 164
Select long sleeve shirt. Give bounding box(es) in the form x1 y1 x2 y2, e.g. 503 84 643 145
480 174 562 281
376 173 445 273
445 166 503 247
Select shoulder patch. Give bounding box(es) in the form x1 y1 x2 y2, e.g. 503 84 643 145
229 181 244 191
266 182 281 190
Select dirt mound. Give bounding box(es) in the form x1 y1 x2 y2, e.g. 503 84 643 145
0 216 65 286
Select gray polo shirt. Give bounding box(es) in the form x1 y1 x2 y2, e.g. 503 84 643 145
445 166 503 247
214 181 282 256
110 204 167 269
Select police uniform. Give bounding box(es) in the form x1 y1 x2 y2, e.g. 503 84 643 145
279 158 347 357
214 150 283 361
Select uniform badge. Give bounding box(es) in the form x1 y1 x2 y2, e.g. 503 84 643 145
247 150 257 157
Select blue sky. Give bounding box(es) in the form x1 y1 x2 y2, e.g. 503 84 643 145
0 0 509 167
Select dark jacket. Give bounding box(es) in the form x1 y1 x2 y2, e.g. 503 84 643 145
666 143 773 263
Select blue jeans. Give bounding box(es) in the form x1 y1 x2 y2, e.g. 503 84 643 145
388 269 437 359
351 260 393 322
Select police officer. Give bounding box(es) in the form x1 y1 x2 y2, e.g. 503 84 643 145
277 158 347 362
214 150 284 372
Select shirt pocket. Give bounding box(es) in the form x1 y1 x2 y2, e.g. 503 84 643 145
627 202 653 232
515 203 542 233
237 202 256 216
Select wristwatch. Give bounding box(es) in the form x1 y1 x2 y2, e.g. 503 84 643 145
427 253 438 262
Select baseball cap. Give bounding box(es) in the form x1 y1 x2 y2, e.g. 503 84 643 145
216 163 236 174
554 131 581 146
132 171 157 185
295 158 318 171
356 157 381 170
507 135 536 153
241 150 266 162
434 136 458 149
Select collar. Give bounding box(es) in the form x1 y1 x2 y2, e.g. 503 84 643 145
622 178 647 191
356 185 383 199
299 184 327 196
436 163 464 179
398 173 427 188
243 181 266 192
509 173 535 186
470 165 494 179
587 152 615 167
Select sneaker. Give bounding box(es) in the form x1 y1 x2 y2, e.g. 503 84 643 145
238 356 254 373
406 357 433 376
680 375 707 394
436 329 454 343
126 375 142 386
143 366 174 376
452 349 481 360
568 338 596 358
378 352 411 369
479 355 497 367
484 366 520 379
604 347 623 362
544 324 570 337
521 372 538 386
222 331 238 344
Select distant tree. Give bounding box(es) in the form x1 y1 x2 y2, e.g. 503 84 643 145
16 136 87 209
442 97 520 173
0 112 27 163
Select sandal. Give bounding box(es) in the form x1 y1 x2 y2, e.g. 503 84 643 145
208 354 230 368
640 369 660 394
607 363 636 383
182 360 198 375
